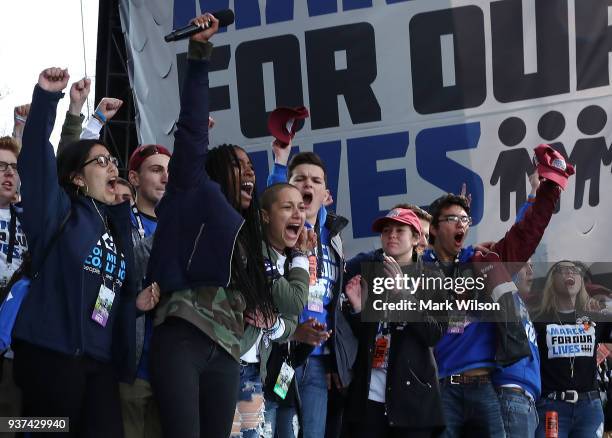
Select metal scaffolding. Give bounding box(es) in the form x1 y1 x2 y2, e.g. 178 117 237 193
95 0 137 177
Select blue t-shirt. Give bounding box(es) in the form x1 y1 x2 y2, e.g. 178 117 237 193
130 208 157 241
299 224 339 355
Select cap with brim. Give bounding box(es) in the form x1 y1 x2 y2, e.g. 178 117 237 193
533 143 575 190
267 106 309 145
371 208 422 236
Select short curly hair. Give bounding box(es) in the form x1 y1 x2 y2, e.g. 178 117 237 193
0 136 20 156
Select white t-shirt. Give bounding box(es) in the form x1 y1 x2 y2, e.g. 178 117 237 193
240 250 304 363
0 207 27 288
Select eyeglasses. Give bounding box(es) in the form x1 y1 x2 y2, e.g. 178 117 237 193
439 215 472 226
553 265 582 276
0 161 18 172
82 154 119 169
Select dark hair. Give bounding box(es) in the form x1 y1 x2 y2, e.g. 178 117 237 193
116 177 136 198
260 183 300 212
427 194 470 245
286 152 327 277
428 194 470 226
57 139 109 193
206 144 276 323
392 203 432 223
287 152 328 186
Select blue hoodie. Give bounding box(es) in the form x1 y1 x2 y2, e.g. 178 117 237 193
491 197 541 399
14 85 137 380
491 293 541 399
423 247 498 378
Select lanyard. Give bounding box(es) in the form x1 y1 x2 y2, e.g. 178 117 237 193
6 204 17 264
132 206 146 240
91 199 120 293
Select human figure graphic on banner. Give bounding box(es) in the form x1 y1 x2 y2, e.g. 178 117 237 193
569 105 612 209
490 116 534 221
537 110 569 214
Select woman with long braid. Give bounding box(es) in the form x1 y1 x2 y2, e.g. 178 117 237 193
146 14 277 438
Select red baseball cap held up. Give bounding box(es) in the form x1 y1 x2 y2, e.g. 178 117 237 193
533 143 575 190
128 144 172 172
267 106 310 146
371 208 422 236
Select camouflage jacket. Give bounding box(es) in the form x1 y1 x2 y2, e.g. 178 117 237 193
155 285 246 362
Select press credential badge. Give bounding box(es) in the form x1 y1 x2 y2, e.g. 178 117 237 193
91 284 115 327
273 362 295 400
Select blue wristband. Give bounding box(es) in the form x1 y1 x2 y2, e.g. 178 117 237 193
94 109 107 123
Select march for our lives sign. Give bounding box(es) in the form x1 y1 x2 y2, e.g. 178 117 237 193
546 324 596 359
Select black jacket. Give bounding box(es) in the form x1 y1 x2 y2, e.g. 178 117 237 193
324 212 358 387
344 251 447 430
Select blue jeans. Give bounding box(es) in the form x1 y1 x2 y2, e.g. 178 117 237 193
535 397 604 438
264 398 298 438
233 363 264 438
275 356 329 438
497 388 538 438
439 380 506 437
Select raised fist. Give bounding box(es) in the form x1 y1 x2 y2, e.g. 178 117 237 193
14 104 31 124
38 67 69 93
271 138 291 165
68 78 92 115
96 97 124 122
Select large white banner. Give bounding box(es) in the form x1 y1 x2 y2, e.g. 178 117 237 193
120 0 612 267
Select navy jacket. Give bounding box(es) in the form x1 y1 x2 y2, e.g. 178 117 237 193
14 85 137 381
147 47 244 294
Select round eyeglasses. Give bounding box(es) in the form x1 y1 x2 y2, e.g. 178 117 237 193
81 154 119 169
439 215 472 226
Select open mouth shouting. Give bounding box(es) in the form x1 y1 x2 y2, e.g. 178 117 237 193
454 231 465 248
301 190 313 209
240 181 254 208
106 177 117 194
565 277 576 287
284 222 303 246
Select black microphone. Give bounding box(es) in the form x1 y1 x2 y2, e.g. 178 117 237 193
164 9 235 42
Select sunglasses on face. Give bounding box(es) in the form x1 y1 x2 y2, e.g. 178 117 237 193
439 215 472 226
0 161 18 172
81 154 119 169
